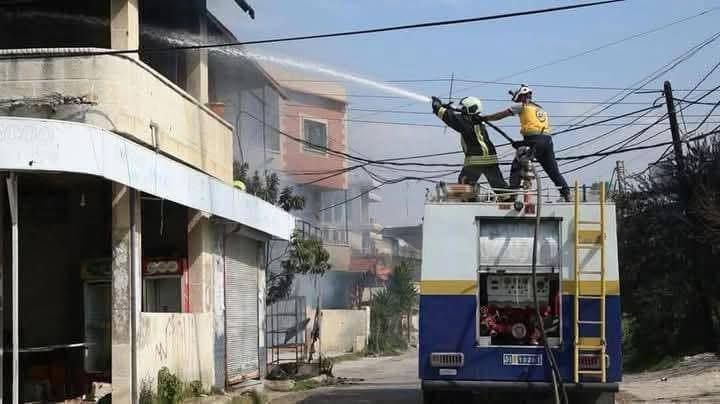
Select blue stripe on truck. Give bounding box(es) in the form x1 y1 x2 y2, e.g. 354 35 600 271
418 294 622 382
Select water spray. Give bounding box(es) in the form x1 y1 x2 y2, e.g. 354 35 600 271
142 26 431 103
1 9 431 104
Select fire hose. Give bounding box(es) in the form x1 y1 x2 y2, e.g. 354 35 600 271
531 165 568 404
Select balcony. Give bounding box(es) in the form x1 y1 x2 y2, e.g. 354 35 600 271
296 220 351 270
0 48 233 183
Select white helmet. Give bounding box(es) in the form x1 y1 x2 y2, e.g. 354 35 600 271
511 84 533 102
459 96 483 115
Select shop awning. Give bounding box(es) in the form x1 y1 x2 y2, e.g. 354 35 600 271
0 117 294 240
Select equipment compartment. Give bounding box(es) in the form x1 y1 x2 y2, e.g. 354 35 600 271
477 273 561 346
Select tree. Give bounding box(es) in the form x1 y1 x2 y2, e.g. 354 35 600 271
232 163 330 304
368 262 418 353
616 135 720 368
233 162 305 212
266 231 331 304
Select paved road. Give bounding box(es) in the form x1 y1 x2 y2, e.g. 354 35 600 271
274 349 422 404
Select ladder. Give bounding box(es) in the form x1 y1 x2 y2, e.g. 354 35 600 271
572 181 607 383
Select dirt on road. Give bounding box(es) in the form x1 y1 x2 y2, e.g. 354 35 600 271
619 353 720 403
268 349 420 404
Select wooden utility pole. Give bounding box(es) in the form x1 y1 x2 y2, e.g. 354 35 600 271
663 81 685 173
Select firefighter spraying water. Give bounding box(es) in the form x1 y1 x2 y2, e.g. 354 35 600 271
430 85 572 203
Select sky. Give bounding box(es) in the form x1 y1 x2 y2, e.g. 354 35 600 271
208 0 720 227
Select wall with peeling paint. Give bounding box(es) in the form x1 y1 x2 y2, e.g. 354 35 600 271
137 313 215 390
318 308 370 354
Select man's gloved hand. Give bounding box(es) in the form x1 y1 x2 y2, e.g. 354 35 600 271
431 96 443 113
475 115 487 122
511 141 524 149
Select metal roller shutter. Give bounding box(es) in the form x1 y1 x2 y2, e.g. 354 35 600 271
479 219 561 267
225 235 260 384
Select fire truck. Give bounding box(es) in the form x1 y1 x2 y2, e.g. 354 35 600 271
419 183 620 404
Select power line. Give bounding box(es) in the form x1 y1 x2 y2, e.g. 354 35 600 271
288 93 659 104
0 1 626 61
280 78 717 93
555 106 664 153
313 129 720 212
353 7 718 120
560 30 720 130
451 7 720 96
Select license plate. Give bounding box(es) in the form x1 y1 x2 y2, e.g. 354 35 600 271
503 353 543 366
438 369 457 376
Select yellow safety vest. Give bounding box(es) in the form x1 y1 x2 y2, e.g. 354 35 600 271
518 102 551 136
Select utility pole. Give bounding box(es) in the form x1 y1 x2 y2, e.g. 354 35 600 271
663 81 685 173
615 160 626 194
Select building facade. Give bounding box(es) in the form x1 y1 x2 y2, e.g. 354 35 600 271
0 1 294 403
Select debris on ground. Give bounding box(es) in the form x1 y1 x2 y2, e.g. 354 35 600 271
621 353 720 402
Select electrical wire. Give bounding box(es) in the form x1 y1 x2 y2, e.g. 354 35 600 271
560 30 720 130
530 167 568 404
0 1 625 61
351 7 719 121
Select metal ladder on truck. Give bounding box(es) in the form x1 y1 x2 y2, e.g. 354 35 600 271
572 181 607 383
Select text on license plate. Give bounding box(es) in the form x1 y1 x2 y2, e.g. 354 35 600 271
503 353 543 366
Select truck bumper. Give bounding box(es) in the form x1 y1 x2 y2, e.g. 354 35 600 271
422 380 619 393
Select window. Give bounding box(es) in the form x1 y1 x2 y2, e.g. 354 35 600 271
143 277 182 313
321 191 346 224
303 118 328 153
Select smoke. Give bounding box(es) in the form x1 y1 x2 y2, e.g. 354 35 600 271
142 25 430 103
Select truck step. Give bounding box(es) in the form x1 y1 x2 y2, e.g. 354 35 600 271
578 320 603 325
577 345 604 350
578 370 605 375
578 221 601 225
578 295 605 300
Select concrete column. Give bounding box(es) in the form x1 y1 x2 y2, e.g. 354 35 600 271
185 14 209 104
188 210 214 313
257 245 267 378
111 184 141 403
110 0 140 57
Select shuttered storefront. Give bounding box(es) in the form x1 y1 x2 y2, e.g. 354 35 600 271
225 235 260 384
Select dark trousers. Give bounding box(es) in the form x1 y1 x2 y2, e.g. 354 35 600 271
459 164 509 193
509 135 569 194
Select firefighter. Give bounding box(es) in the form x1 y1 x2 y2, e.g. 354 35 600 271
431 96 510 197
479 85 571 202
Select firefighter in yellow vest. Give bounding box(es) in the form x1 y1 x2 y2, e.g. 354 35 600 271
431 95 510 197
480 85 571 201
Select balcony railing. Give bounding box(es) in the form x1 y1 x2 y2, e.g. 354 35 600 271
295 220 349 246
0 48 233 183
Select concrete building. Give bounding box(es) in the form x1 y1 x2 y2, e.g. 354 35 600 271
243 64 362 311
0 1 295 402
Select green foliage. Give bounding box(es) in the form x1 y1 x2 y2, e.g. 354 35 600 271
184 380 205 398
233 162 305 212
230 390 265 404
279 186 306 212
267 231 331 304
292 378 322 391
139 378 156 404
319 355 334 376
156 367 184 404
617 136 720 370
368 262 417 354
